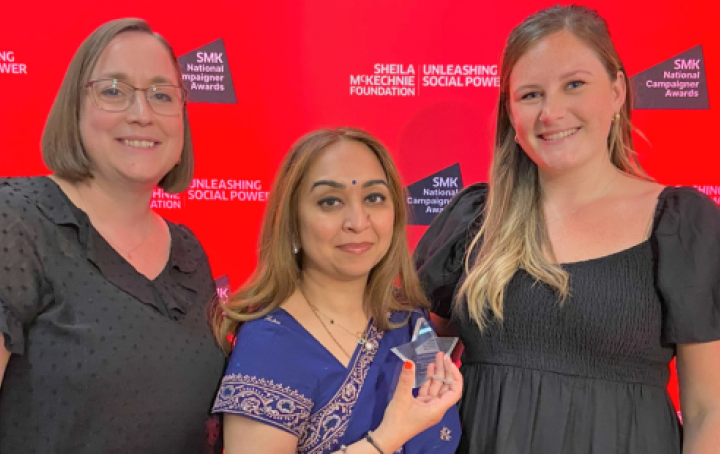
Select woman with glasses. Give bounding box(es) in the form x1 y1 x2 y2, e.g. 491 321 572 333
0 19 224 454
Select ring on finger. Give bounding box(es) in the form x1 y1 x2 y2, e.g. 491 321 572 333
431 375 453 385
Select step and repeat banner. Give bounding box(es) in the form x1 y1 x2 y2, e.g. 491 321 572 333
2 0 718 408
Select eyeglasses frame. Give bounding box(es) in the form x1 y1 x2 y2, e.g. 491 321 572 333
85 78 188 116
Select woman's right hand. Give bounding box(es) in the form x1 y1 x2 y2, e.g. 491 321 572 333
372 352 463 452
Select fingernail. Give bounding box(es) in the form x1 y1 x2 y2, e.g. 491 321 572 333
404 361 413 370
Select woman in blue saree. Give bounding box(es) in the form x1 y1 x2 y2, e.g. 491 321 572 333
211 128 462 453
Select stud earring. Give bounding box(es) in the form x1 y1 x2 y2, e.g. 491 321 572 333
613 113 620 121
292 243 299 254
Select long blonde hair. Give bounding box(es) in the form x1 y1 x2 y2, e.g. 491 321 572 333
458 5 649 329
212 128 429 353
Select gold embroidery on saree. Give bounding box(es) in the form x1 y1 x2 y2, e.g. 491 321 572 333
213 374 313 437
298 323 383 453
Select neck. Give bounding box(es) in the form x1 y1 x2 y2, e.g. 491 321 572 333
299 269 368 320
52 175 155 226
538 155 620 211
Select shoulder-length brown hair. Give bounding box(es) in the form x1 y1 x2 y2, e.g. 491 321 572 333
458 5 650 329
42 18 193 193
212 128 428 353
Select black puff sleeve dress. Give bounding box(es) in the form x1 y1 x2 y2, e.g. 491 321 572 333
415 184 720 454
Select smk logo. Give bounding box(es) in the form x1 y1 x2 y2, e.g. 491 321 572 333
178 39 237 104
406 163 464 225
632 45 709 110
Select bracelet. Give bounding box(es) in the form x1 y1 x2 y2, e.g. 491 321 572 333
365 431 386 454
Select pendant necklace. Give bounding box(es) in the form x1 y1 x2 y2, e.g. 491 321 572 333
300 288 374 360
77 187 153 260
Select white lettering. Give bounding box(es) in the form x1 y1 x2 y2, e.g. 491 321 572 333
674 59 701 70
197 52 224 64
0 63 27 74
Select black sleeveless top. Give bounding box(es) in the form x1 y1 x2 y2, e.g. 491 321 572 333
415 183 720 454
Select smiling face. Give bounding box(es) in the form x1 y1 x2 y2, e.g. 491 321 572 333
297 139 395 284
508 29 625 174
79 31 184 189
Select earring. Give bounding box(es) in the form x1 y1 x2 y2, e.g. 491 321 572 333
613 113 620 121
514 135 519 143
292 243 299 254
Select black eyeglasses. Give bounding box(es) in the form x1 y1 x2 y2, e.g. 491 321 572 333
86 79 186 116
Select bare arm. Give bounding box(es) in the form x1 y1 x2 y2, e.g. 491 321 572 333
223 414 405 454
223 414 298 454
0 335 10 389
677 340 720 454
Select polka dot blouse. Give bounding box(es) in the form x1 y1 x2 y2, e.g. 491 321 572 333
0 176 225 454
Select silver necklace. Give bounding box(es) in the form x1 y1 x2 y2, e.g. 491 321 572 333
114 219 152 259
76 187 153 259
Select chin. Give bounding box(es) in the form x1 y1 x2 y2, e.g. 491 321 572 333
534 154 580 173
123 165 172 181
333 265 377 282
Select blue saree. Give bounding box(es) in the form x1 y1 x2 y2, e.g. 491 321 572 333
213 308 461 453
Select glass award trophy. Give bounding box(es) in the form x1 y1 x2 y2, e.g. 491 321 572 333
391 317 459 387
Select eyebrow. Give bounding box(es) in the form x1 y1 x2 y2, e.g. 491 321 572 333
513 69 594 95
559 69 593 79
99 72 176 85
310 179 388 190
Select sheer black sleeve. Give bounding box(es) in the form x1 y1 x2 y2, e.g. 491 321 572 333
414 183 488 319
0 185 53 354
654 187 720 344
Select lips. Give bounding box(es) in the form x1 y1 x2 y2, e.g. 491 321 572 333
336 242 373 254
538 127 580 141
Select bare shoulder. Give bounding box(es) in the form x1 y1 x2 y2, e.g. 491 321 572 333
618 173 665 204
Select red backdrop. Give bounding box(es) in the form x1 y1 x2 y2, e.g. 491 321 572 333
3 0 719 411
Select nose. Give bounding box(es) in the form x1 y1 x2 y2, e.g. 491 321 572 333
342 201 371 233
539 91 565 125
125 91 153 125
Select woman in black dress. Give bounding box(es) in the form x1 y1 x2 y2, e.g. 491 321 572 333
415 5 720 454
0 19 224 453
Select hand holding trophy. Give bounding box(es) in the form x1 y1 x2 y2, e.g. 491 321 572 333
368 318 462 452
